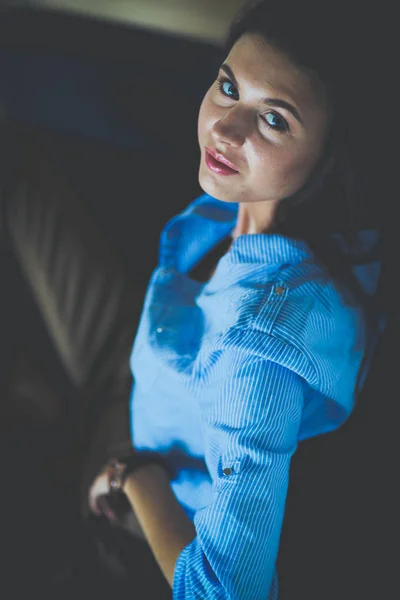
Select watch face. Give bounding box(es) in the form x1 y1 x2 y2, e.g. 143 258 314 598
109 477 120 491
108 460 127 492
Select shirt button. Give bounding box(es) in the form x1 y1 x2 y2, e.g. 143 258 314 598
275 286 286 296
156 327 163 334
223 467 233 476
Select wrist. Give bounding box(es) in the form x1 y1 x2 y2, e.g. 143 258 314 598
107 452 173 495
123 462 169 494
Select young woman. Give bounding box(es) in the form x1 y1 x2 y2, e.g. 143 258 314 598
89 1 383 597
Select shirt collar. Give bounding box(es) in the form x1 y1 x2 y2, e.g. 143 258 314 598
160 194 315 272
159 194 237 272
159 194 381 299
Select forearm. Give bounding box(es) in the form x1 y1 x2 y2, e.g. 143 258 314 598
123 464 196 587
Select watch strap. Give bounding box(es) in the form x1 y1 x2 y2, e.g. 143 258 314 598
108 451 173 493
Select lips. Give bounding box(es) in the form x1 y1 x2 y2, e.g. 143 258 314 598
205 147 240 176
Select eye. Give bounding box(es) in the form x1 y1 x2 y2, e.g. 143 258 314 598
217 77 239 101
263 112 288 133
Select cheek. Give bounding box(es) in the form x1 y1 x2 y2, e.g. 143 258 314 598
284 144 324 186
284 124 329 186
250 143 316 198
197 100 206 142
250 142 285 182
198 90 217 141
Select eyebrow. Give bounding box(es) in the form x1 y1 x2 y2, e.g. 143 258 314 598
220 63 304 125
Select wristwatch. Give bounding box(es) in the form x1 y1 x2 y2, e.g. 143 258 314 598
107 451 173 493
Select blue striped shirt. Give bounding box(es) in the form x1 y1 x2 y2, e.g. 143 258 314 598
129 194 381 599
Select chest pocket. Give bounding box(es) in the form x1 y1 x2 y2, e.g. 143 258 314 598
152 303 203 358
131 302 204 393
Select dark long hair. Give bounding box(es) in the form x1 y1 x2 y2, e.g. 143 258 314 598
225 0 380 270
224 1 387 382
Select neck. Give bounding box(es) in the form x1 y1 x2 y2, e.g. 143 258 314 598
232 200 278 239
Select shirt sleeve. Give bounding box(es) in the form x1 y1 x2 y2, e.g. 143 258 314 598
172 346 306 600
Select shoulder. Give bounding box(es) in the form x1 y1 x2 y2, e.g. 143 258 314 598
215 256 365 389
202 262 364 437
252 260 365 373
208 232 366 364
225 243 364 344
256 260 364 343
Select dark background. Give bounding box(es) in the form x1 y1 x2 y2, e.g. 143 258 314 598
0 4 396 599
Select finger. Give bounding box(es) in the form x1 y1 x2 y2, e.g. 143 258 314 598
102 496 117 521
105 507 117 522
97 494 117 522
88 488 100 515
96 495 109 516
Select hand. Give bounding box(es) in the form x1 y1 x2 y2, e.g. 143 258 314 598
88 462 119 521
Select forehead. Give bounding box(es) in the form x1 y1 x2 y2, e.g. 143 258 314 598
226 33 328 114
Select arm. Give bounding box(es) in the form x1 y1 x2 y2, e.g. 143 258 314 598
170 354 305 599
123 351 305 599
122 464 196 586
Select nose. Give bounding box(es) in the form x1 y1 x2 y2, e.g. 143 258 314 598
211 107 248 148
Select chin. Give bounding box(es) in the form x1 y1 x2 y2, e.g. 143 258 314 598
198 168 239 204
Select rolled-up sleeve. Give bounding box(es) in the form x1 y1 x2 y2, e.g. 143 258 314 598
173 349 306 599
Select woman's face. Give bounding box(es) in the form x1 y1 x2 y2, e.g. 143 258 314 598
198 33 330 207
